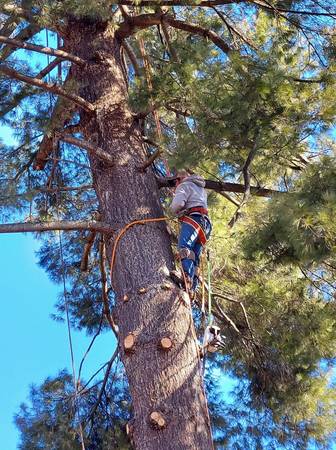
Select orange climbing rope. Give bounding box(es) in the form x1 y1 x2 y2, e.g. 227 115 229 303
109 216 191 296
110 217 167 284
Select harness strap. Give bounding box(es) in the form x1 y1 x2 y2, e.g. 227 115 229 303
179 215 207 245
187 206 208 215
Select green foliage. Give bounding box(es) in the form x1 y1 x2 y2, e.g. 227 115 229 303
15 369 131 450
243 154 336 264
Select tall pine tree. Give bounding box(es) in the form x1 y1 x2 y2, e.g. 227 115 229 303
0 1 335 449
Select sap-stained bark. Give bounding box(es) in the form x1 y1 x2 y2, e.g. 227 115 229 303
66 19 214 450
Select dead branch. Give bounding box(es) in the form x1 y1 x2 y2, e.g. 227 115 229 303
0 64 95 112
0 35 86 65
78 313 104 383
80 231 97 272
59 135 114 166
0 24 40 61
212 7 257 50
0 220 113 234
85 347 119 425
99 237 119 336
212 292 254 339
33 89 78 170
140 148 162 171
121 40 141 77
160 20 179 61
36 58 62 79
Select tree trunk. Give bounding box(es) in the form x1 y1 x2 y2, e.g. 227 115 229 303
66 19 213 450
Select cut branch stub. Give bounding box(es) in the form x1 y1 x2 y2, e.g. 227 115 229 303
123 294 129 302
159 337 173 351
179 291 190 306
124 333 136 352
149 411 166 429
126 421 134 436
161 282 172 290
138 287 147 294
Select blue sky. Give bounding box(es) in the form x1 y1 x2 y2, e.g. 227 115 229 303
0 233 115 449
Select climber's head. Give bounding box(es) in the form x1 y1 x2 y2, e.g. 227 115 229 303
175 169 190 186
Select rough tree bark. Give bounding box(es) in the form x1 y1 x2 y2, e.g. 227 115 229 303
66 18 214 450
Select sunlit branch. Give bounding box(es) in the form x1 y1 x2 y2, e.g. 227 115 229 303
59 135 114 166
0 35 86 65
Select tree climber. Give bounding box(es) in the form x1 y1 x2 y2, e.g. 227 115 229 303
169 170 212 297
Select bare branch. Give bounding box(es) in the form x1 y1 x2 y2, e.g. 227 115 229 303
140 148 162 171
160 20 179 61
85 347 119 425
0 35 86 65
99 237 119 336
59 135 114 166
33 89 78 170
0 24 40 61
212 7 257 50
36 58 62 79
80 231 97 272
0 220 113 234
121 40 141 77
0 64 95 112
229 131 261 226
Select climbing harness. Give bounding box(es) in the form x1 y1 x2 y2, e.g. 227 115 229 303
179 215 207 246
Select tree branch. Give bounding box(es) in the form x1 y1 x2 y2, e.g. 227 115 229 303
36 58 62 79
117 13 232 54
0 35 86 65
228 131 261 226
140 148 162 171
0 221 113 234
80 230 97 272
121 40 141 77
85 347 119 425
58 135 114 166
99 237 119 336
0 24 40 61
33 89 78 170
113 1 246 6
0 65 95 112
157 176 280 197
212 6 257 50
